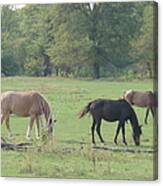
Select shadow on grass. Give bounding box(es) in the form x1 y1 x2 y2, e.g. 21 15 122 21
59 139 89 145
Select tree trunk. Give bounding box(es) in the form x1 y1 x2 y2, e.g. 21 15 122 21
146 62 153 78
93 62 100 79
55 66 59 76
43 54 52 76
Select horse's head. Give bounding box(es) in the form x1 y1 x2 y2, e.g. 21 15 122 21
47 116 57 135
133 125 142 146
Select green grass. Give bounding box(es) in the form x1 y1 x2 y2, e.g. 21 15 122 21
1 77 157 180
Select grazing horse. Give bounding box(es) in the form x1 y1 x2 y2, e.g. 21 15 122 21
1 91 56 139
123 90 156 124
78 99 142 146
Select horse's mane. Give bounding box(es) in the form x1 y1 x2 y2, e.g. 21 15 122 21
36 93 52 122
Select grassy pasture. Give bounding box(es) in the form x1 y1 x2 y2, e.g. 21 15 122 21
1 77 156 180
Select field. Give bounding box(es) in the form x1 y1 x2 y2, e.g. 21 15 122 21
1 77 157 180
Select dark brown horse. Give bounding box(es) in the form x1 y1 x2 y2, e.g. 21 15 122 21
123 90 156 124
79 99 142 146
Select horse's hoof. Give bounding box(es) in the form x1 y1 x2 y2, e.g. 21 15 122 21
36 136 40 140
8 135 14 140
123 142 128 146
114 140 118 145
101 141 107 146
26 136 32 141
91 143 96 148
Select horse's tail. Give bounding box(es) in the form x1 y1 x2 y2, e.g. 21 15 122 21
78 101 93 119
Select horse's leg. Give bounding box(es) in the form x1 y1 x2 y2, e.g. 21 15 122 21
1 114 5 124
151 107 155 119
91 118 96 144
122 122 127 145
5 115 13 139
145 108 149 124
39 116 44 128
35 116 40 140
96 120 105 143
26 116 35 140
114 123 121 145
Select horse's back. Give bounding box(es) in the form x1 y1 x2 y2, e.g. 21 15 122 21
90 99 130 110
1 91 43 116
124 90 155 107
133 91 154 107
90 99 131 121
1 91 15 100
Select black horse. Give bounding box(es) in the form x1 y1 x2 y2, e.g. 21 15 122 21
79 99 142 146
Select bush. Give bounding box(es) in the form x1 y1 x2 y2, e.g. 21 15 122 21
24 59 44 76
1 53 20 76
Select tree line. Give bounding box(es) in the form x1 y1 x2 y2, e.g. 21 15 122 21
1 2 157 79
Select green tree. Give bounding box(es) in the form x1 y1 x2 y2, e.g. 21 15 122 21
1 6 20 76
18 5 53 76
47 3 144 78
1 3 154 79
130 2 157 78
47 4 92 76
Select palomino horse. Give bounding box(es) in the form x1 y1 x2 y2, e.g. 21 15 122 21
1 91 56 139
79 99 142 146
123 90 156 124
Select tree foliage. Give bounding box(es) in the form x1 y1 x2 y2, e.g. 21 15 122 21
130 3 157 78
1 2 157 78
